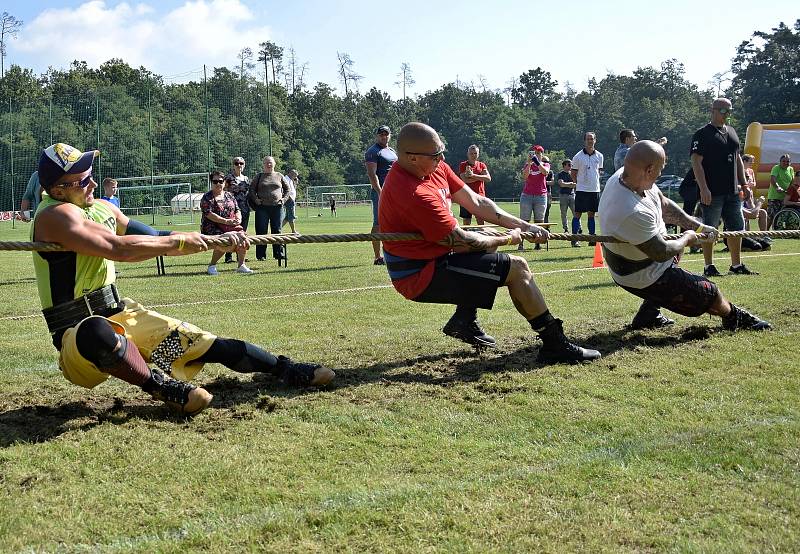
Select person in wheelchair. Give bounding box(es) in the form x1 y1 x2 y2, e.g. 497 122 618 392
771 174 800 231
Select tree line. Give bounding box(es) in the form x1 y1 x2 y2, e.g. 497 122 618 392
0 20 797 208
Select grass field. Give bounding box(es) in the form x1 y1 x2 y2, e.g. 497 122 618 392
0 203 798 552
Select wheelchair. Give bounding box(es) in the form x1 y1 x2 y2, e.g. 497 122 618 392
771 207 800 231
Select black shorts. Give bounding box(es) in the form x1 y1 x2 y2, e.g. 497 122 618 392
414 252 512 309
618 266 719 317
575 191 600 213
459 205 475 219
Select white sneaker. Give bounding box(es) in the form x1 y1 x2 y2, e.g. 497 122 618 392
207 265 219 275
236 264 254 274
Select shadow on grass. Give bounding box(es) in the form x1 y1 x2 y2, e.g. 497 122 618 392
0 325 719 443
123 264 364 279
0 277 37 287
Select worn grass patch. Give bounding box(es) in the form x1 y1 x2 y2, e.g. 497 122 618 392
0 205 798 552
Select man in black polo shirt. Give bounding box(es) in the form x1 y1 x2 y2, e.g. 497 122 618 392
690 98 755 276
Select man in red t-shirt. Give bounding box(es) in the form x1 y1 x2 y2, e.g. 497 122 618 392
378 122 601 363
458 144 491 226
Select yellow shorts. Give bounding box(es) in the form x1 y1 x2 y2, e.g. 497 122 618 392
58 298 217 389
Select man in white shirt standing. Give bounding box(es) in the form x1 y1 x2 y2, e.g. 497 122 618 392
598 140 770 332
570 132 604 245
282 169 299 233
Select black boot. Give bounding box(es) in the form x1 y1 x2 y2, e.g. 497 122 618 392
722 304 772 332
141 368 213 416
630 300 675 330
536 319 601 363
443 314 496 348
276 355 335 387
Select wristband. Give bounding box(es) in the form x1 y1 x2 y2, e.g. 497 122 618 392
695 225 704 233
506 236 513 246
177 235 186 251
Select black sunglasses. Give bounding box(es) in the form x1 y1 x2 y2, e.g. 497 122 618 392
59 172 94 189
211 178 225 184
406 148 446 159
235 162 245 165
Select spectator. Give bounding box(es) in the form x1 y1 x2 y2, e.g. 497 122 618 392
784 173 800 209
740 154 771 249
329 196 337 216
19 171 42 221
224 156 251 263
202 172 253 275
690 98 755 276
365 125 397 265
519 145 550 251
767 154 795 229
598 140 770 332
100 178 120 208
614 129 637 171
248 156 290 263
458 145 492 226
571 132 604 246
556 160 579 247
282 169 299 233
543 155 554 225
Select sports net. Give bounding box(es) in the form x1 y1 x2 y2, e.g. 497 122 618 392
115 181 196 226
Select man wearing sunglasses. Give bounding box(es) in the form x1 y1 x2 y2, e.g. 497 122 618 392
30 143 334 417
378 123 600 363
690 97 756 276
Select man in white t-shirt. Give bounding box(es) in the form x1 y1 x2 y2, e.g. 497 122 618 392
282 169 299 233
598 141 770 332
570 132 604 245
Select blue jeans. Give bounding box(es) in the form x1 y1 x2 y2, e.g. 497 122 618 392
701 193 744 231
254 205 284 259
520 193 548 222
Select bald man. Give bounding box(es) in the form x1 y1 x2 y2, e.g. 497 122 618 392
378 122 600 363
598 141 770 332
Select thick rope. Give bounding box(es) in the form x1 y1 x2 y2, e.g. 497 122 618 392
1 229 799 252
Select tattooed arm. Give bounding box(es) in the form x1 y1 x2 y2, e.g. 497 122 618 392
635 232 696 263
659 189 718 241
437 227 522 252
450 185 548 241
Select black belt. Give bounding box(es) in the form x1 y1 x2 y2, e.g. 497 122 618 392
601 245 655 276
42 284 124 335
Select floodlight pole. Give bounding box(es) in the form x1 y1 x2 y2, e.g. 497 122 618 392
148 88 155 225
9 99 16 230
204 65 211 177
266 71 273 156
96 92 102 184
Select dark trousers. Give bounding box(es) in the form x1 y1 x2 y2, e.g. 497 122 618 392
254 205 284 260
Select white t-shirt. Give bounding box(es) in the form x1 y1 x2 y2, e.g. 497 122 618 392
598 169 673 288
283 176 297 202
572 149 604 192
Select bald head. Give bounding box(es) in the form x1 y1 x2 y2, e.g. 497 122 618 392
397 122 446 177
620 141 666 192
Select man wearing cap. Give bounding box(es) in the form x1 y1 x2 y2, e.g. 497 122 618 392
571 132 604 245
599 140 770 332
224 156 250 263
365 125 398 265
379 123 601 363
31 143 334 417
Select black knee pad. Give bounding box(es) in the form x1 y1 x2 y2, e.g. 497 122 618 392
75 316 125 368
199 338 277 373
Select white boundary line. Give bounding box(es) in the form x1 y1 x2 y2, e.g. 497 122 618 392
2 251 799 322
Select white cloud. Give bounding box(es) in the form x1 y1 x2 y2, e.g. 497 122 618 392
16 0 271 79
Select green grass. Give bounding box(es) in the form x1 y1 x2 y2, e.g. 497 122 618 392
0 204 798 552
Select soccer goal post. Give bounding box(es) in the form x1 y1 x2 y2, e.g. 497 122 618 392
117 182 194 226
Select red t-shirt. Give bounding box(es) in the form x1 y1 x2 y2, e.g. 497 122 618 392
458 160 487 196
787 184 800 203
522 161 550 196
379 162 464 299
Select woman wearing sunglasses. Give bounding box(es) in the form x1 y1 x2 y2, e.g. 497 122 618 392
200 171 253 275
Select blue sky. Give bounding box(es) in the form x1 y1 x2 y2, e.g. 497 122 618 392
3 0 796 96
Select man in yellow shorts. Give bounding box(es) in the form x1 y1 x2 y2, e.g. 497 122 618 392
33 143 334 416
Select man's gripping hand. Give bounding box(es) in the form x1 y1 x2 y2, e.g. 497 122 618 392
695 224 718 245
523 223 549 243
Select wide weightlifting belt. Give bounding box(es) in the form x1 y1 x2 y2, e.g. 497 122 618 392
42 284 124 335
601 245 655 276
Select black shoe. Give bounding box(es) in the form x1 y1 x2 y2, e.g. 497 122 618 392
689 246 701 254
722 304 772 331
535 319 601 363
276 355 335 387
703 264 723 277
757 239 771 251
740 237 762 252
224 254 234 263
142 369 212 416
374 257 385 265
588 241 596 246
443 317 496 348
571 241 580 247
534 243 541 250
630 312 675 330
729 264 759 275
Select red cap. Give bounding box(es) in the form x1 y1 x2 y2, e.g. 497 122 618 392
531 145 545 152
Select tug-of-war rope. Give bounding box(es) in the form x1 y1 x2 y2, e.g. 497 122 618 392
0 229 799 252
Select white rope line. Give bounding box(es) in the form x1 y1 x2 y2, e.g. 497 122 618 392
1 251 799 323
